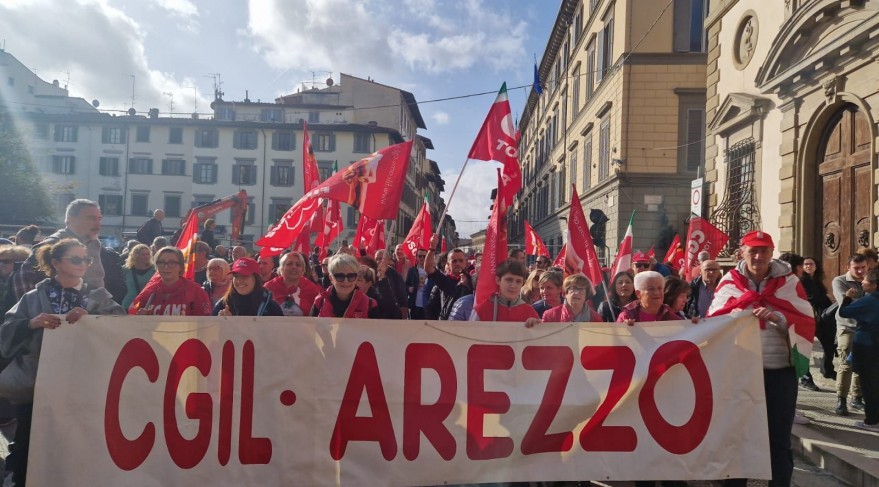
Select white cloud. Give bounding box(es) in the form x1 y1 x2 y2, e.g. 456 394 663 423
431 111 449 125
155 0 200 32
0 0 211 114
442 162 500 239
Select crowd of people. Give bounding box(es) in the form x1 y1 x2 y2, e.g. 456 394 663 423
0 199 874 486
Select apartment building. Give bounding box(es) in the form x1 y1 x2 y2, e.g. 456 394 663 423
513 0 708 262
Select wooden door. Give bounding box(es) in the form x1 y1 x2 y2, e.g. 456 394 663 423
818 105 872 287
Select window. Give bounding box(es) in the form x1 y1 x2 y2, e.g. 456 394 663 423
308 111 320 123
314 133 335 152
51 156 75 174
271 131 295 151
353 133 371 153
162 159 186 176
673 0 707 52
572 64 581 115
195 128 218 148
129 158 153 174
596 11 614 84
684 109 705 171
193 158 218 184
169 127 183 144
261 108 284 122
270 160 295 187
99 157 120 176
233 161 257 185
233 130 258 150
570 148 578 193
268 198 293 225
130 193 149 216
34 122 49 138
136 126 150 142
216 107 235 121
98 194 123 216
101 127 125 144
583 135 593 189
246 197 255 225
318 161 334 181
574 6 582 45
559 164 567 205
586 41 596 100
54 125 78 142
164 194 182 218
598 115 611 180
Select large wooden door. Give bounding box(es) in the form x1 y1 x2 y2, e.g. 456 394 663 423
818 105 872 286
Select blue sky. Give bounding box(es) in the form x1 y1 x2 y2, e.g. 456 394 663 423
0 0 558 238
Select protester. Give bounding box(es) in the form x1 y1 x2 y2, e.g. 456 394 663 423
509 248 526 265
1 238 125 486
535 255 551 271
538 273 603 324
200 218 219 253
617 271 682 324
120 243 155 309
213 244 229 260
424 235 473 320
472 259 539 324
405 249 429 319
532 270 564 318
359 256 402 319
256 254 277 284
393 244 411 280
354 266 387 319
214 258 283 317
687 250 711 280
778 252 820 392
265 251 322 316
832 254 868 415
598 271 636 322
192 241 211 285
838 268 879 432
150 236 167 255
128 246 212 316
231 246 247 261
203 258 231 306
663 275 692 319
802 256 835 380
520 269 545 305
708 230 815 487
0 246 31 317
319 257 332 288
684 260 722 318
632 252 652 274
13 226 40 247
309 254 376 318
136 209 165 245
375 249 408 319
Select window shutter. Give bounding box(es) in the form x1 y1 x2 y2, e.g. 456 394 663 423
329 134 336 151
271 132 279 151
596 33 605 83
686 109 705 171
233 131 241 149
270 166 278 185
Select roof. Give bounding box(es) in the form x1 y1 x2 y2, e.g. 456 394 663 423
417 134 434 149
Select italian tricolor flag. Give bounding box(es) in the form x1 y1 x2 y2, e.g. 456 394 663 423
610 211 635 277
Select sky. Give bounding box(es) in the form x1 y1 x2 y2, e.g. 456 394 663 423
0 0 558 239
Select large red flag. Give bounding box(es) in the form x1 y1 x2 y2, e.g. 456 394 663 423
566 185 604 287
474 169 509 311
685 217 730 270
468 83 522 204
308 140 413 220
553 244 566 268
256 197 321 249
662 234 686 271
524 220 549 257
302 121 321 193
400 199 432 266
354 214 378 250
176 211 201 281
314 199 344 260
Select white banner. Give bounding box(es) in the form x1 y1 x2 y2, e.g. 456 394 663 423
29 313 770 485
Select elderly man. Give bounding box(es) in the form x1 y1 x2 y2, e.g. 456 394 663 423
136 209 165 245
14 199 112 299
231 246 247 262
631 252 652 275
685 259 722 318
709 231 815 487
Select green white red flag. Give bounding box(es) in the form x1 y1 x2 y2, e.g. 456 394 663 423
610 211 636 277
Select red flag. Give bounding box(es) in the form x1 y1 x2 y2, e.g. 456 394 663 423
468 83 522 204
685 217 730 270
302 121 321 193
256 197 321 249
314 199 344 260
401 200 432 266
609 211 636 278
308 140 413 220
553 244 567 268
474 169 509 310
176 211 201 281
566 185 604 287
647 246 656 259
441 236 447 253
365 220 385 256
524 220 549 257
662 234 686 270
354 214 378 250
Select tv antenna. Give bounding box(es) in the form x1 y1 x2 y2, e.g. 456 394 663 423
205 73 224 100
127 75 136 109
304 71 333 90
163 92 174 114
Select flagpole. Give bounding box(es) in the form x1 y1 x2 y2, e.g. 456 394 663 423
435 156 472 233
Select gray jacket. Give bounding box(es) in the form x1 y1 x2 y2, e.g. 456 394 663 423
1 278 125 360
832 272 862 331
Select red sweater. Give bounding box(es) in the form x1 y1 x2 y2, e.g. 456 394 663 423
128 278 212 316
312 288 376 318
264 276 322 316
474 295 539 322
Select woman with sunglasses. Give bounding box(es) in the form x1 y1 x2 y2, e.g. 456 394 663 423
1 238 125 486
120 243 155 309
215 258 283 317
128 246 212 316
598 271 636 322
265 251 322 316
310 254 376 318
537 273 603 324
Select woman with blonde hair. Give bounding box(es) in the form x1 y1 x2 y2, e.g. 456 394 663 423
120 243 155 308
520 269 545 305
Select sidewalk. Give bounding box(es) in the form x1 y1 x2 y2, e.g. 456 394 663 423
792 347 879 487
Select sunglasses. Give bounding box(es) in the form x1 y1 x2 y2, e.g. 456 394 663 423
333 272 358 282
634 263 651 268
156 260 181 267
60 256 94 266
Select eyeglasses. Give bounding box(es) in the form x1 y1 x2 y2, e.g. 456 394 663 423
60 256 94 266
156 260 181 267
333 273 358 282
0 259 13 265
634 263 651 269
567 286 587 294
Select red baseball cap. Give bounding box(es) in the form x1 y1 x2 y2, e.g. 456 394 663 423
231 257 260 276
740 230 775 248
633 252 650 263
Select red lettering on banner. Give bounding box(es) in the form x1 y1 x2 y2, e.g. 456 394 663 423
218 341 234 465
579 346 637 452
521 346 575 454
467 344 514 460
403 343 457 460
239 341 272 464
639 340 712 454
330 342 397 460
105 338 159 470
164 339 213 469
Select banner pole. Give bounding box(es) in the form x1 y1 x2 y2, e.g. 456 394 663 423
436 157 472 235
